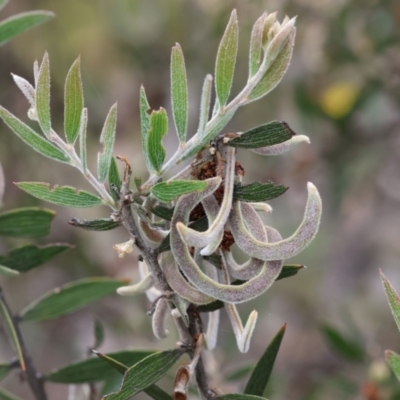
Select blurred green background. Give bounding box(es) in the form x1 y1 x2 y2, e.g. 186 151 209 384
1 0 400 399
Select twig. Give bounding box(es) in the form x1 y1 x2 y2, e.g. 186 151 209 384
0 287 47 400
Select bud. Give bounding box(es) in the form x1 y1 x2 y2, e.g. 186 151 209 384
113 238 135 258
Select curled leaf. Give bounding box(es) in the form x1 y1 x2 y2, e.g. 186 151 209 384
252 134 310 156
152 297 169 339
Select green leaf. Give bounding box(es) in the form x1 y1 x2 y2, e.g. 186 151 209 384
139 86 154 173
381 271 400 333
103 349 183 400
0 244 70 273
79 108 88 173
0 364 11 382
215 395 267 400
152 180 207 202
215 9 238 106
16 182 103 208
0 10 54 47
0 386 24 400
171 43 188 142
233 182 288 202
69 218 121 231
20 277 128 321
0 207 55 238
92 319 105 350
228 121 294 149
276 264 304 281
0 266 19 276
147 109 168 173
0 107 70 163
320 325 365 362
249 14 266 78
386 350 400 382
151 205 174 221
64 56 84 143
108 156 121 202
244 324 286 396
97 103 117 182
197 75 212 139
46 350 154 383
36 52 51 136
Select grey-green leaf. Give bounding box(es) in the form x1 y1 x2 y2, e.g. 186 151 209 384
0 107 70 163
0 10 54 47
151 205 174 221
147 108 168 173
108 157 121 202
69 217 121 231
92 319 105 350
16 182 103 208
36 52 51 136
64 56 84 143
152 180 207 202
97 103 117 182
20 277 128 321
171 43 188 142
104 349 183 400
244 324 286 396
0 265 19 277
0 244 71 273
233 182 288 202
46 350 154 383
79 108 88 173
139 86 154 173
381 271 400 333
275 264 304 281
215 9 238 107
0 386 24 400
0 207 55 238
386 350 400 382
228 121 294 149
249 14 266 78
197 75 213 140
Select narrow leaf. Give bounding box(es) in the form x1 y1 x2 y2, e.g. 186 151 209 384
244 324 286 396
79 108 88 173
108 156 121 202
92 319 105 350
0 244 71 273
11 74 35 106
386 350 400 382
0 387 24 400
69 218 121 231
64 56 84 143
275 264 304 281
94 351 127 374
0 265 19 277
16 182 103 208
381 271 400 333
198 300 224 313
228 121 294 149
152 180 207 202
151 205 174 221
0 11 54 47
233 182 288 202
97 103 117 182
0 207 55 238
171 43 188 142
139 86 154 173
0 107 70 163
46 350 154 383
147 108 168 173
36 52 51 136
249 14 266 78
20 277 128 321
197 75 212 139
104 349 183 400
215 395 266 400
215 9 238 106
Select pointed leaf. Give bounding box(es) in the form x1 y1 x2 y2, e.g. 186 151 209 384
108 156 121 202
234 182 288 202
139 86 154 173
228 121 294 149
16 182 102 208
275 264 304 281
36 52 51 136
385 350 400 382
171 43 188 142
381 271 400 333
152 180 207 202
147 109 168 173
11 74 35 106
0 387 24 400
0 265 19 276
94 351 127 374
20 277 128 321
64 56 84 143
0 207 55 238
0 244 71 273
0 107 70 163
69 218 121 231
244 324 286 396
97 103 117 182
215 10 238 106
0 10 54 47
46 350 154 383
197 75 212 139
79 108 88 172
249 14 266 78
92 319 105 350
103 349 183 400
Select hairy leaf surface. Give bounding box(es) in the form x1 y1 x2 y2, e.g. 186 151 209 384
152 180 207 202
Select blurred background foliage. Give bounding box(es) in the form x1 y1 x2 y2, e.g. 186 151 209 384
0 0 400 399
